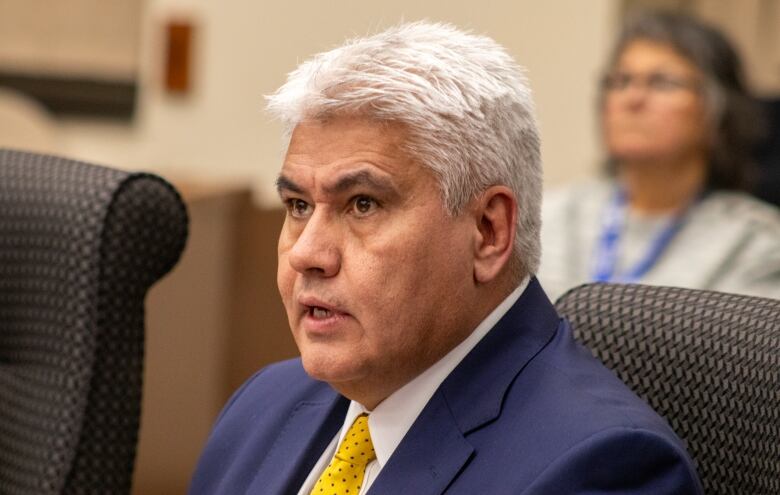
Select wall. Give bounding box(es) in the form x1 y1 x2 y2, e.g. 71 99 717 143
0 0 140 76
695 0 780 97
52 0 619 199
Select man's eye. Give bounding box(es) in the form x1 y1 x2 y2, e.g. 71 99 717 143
287 198 312 218
351 196 378 216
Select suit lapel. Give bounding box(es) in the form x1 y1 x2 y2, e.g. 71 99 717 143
367 392 473 495
442 278 560 433
248 393 349 495
370 278 560 494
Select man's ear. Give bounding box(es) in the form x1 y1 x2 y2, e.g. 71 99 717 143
472 185 517 284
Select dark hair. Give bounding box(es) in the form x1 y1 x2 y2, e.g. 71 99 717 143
604 11 765 191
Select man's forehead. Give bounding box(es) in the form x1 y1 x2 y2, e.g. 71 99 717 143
276 165 401 196
278 119 426 194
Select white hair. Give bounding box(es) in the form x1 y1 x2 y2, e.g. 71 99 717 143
266 21 542 278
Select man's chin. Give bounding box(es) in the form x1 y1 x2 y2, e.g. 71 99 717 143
300 352 363 385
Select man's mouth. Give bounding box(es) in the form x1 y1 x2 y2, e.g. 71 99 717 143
310 306 333 319
298 296 348 322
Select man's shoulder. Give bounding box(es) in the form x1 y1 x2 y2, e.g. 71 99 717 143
446 284 684 452
189 359 345 494
505 319 680 444
442 316 701 492
450 279 677 448
206 358 338 441
245 357 310 388
221 358 334 417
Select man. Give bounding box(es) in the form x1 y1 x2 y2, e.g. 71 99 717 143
189 22 702 494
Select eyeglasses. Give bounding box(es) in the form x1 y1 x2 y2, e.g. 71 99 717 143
602 71 701 94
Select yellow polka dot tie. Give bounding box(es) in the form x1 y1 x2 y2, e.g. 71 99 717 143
310 414 376 495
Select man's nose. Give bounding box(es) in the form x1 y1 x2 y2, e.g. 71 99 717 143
287 211 341 277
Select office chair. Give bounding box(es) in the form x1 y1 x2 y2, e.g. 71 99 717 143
0 149 188 494
555 282 780 495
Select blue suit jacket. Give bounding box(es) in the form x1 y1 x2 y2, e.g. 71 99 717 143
189 279 702 494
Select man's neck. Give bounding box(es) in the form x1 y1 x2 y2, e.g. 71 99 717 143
333 275 525 410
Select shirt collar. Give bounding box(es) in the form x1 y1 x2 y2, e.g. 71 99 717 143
337 276 530 468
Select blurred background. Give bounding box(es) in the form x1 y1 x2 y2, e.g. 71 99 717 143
0 0 778 493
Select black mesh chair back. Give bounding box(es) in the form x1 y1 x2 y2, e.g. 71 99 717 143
555 283 780 495
0 149 188 494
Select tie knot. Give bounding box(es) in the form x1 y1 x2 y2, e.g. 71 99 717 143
334 414 375 466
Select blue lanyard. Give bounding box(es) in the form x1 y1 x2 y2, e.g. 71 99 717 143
591 189 693 283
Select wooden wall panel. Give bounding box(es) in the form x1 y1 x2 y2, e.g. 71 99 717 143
226 202 298 400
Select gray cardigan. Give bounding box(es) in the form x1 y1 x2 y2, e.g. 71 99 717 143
539 179 780 301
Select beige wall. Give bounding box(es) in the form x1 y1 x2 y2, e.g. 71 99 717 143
49 0 619 200
695 0 780 96
0 0 141 77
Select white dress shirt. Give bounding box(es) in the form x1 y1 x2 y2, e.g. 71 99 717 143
297 277 530 494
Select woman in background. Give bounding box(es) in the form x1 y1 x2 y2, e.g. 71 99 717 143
539 11 780 301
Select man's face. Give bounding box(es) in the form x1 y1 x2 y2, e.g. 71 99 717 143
276 117 478 406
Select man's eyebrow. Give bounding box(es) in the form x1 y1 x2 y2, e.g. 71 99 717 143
324 170 399 195
276 175 303 195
